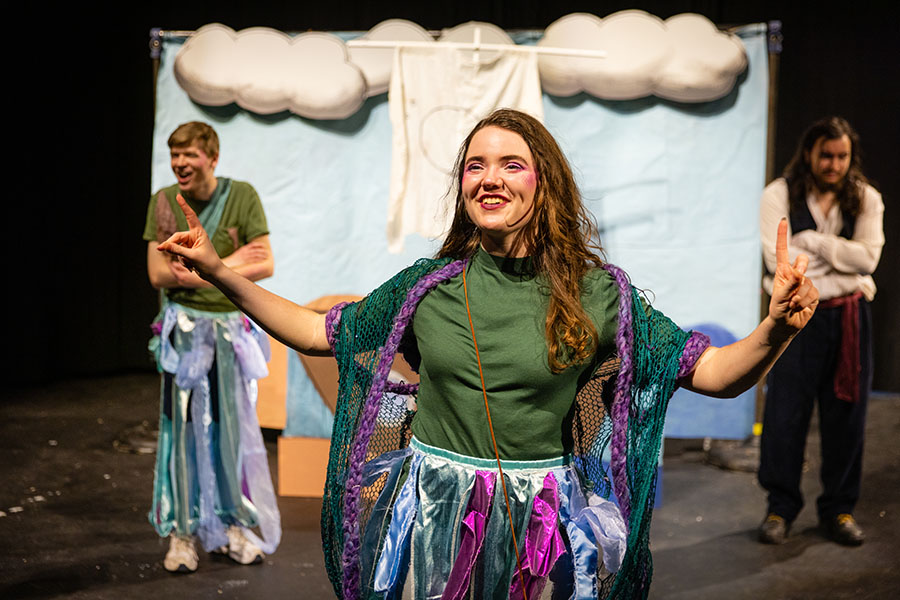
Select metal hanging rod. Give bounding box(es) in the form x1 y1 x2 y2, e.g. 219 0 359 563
149 28 607 60
345 39 607 59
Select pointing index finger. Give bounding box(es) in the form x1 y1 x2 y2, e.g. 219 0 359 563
175 194 202 228
775 218 789 267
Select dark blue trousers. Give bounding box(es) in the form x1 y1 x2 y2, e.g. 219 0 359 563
758 299 872 522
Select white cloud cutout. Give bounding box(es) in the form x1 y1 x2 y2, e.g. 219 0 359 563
438 20 516 65
173 14 748 118
655 14 748 102
439 20 514 44
538 11 672 99
174 24 367 119
346 20 516 97
348 19 433 96
538 10 747 102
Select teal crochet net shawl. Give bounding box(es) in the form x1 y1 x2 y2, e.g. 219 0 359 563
321 257 706 600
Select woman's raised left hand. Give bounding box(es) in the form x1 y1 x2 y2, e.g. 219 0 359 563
768 219 819 334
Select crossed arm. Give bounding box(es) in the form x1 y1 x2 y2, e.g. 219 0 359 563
147 235 274 289
760 184 884 277
157 195 819 394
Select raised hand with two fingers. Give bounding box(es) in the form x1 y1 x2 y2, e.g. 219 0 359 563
768 218 819 333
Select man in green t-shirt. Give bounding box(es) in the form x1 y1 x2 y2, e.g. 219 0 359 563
145 123 273 302
144 122 279 573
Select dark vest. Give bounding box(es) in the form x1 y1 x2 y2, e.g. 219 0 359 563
788 183 856 240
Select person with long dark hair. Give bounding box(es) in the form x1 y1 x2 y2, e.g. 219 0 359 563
156 109 818 598
757 116 884 547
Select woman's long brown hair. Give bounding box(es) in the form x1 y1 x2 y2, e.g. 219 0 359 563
438 109 605 373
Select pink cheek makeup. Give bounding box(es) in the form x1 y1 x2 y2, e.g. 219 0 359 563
520 170 537 191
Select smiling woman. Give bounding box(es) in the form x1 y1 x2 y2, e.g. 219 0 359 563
155 108 819 599
460 126 538 256
441 109 608 374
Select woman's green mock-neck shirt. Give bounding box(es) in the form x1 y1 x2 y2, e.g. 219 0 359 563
410 247 620 460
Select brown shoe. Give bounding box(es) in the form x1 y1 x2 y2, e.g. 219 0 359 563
823 513 865 546
758 513 789 544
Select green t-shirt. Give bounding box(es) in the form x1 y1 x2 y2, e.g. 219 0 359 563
143 179 269 312
411 247 619 460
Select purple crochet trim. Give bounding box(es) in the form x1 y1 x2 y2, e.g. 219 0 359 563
150 321 163 336
385 381 420 395
603 264 634 527
325 301 350 352
677 331 711 379
341 259 467 600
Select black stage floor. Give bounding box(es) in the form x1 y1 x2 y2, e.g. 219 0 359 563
2 372 898 599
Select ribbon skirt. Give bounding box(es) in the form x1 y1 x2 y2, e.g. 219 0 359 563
360 438 627 600
148 303 281 554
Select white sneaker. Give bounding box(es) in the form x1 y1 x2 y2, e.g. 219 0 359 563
163 535 198 573
217 525 264 565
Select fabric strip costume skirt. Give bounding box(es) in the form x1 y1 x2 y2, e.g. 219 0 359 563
360 437 628 600
148 301 281 554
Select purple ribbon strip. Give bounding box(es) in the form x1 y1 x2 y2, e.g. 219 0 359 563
442 471 497 600
509 472 566 600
